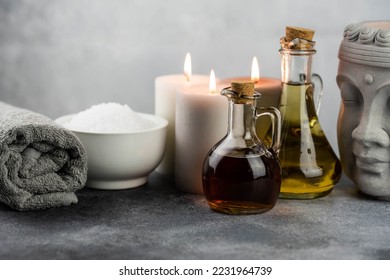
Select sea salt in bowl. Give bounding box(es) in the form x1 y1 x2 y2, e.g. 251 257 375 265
56 103 168 190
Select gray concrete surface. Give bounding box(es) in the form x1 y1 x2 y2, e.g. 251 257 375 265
0 173 389 260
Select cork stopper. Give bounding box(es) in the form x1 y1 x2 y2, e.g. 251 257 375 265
281 26 316 50
231 81 255 97
286 26 315 41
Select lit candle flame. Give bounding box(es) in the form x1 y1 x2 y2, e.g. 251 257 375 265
209 69 216 93
184 52 192 82
251 56 260 83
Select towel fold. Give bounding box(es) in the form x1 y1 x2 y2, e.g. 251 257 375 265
0 102 88 211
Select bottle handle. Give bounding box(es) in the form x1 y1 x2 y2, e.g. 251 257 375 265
256 107 281 154
312 73 323 116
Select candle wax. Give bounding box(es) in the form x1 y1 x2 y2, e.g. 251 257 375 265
175 84 228 194
154 74 209 175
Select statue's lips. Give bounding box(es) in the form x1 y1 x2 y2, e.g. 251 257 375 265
355 155 389 173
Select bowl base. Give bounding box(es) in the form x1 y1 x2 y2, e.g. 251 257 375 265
86 177 147 190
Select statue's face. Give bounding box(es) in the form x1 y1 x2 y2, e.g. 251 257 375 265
337 61 390 198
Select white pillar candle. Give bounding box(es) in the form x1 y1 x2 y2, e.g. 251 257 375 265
154 53 209 175
175 71 228 194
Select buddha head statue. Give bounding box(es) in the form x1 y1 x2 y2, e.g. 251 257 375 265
337 21 390 200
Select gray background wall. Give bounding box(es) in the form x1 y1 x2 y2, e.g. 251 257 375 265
0 0 389 153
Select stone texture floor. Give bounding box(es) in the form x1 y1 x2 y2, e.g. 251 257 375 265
0 173 389 260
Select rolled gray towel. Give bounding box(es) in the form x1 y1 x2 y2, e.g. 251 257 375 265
0 102 88 211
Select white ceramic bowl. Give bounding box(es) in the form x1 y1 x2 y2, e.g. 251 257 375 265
56 113 168 190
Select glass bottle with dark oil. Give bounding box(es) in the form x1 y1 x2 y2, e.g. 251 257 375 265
202 82 282 214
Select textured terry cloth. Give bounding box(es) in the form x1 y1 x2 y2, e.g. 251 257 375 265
0 102 88 211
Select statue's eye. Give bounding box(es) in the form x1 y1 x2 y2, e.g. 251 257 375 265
340 83 363 106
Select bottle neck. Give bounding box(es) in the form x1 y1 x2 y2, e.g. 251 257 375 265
280 49 315 84
227 99 257 140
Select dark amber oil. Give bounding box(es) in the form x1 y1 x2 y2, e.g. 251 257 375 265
203 146 281 215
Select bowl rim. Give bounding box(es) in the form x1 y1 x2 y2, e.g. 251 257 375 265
55 112 168 135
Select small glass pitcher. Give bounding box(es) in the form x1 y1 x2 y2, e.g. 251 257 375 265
202 82 282 215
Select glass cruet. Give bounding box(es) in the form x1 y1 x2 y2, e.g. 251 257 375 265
202 81 282 215
278 26 342 199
